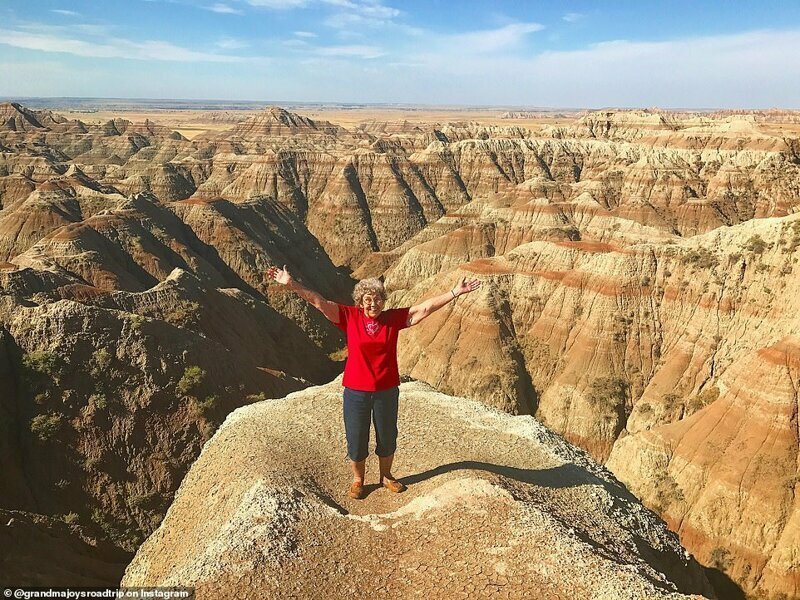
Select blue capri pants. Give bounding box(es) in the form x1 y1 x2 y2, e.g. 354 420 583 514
343 386 399 462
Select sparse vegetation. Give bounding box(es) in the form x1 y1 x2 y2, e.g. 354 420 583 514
89 393 107 411
709 546 732 571
22 350 60 378
755 262 771 273
685 386 720 416
91 348 112 377
587 376 628 415
128 313 145 331
177 366 206 396
90 507 143 550
680 248 718 269
192 395 218 418
29 412 65 441
662 392 681 411
650 460 685 513
164 301 201 327
745 234 769 254
246 392 268 403
62 512 79 525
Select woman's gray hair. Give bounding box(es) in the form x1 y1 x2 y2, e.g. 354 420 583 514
352 278 386 305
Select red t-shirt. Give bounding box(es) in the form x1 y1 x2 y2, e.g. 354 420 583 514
335 304 411 391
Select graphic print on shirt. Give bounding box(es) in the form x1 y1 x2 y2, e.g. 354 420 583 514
364 319 381 336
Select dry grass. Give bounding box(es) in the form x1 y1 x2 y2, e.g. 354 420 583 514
60 107 577 137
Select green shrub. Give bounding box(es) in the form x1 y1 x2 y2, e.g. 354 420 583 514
686 386 720 415
22 350 60 378
246 392 268 403
129 314 145 331
164 302 201 327
680 248 717 269
63 512 79 525
587 377 628 414
177 366 206 396
30 412 64 441
90 507 106 526
193 395 218 418
89 393 107 411
745 234 769 254
91 348 112 377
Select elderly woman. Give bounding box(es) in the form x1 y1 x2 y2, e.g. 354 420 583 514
267 265 481 500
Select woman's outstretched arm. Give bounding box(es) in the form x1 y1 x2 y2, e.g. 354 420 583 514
406 277 481 327
267 265 340 324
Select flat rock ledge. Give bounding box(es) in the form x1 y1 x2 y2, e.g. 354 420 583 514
122 377 714 599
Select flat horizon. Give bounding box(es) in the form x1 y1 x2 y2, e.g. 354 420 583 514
4 97 799 112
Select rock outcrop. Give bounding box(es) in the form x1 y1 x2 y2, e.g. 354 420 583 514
122 378 714 599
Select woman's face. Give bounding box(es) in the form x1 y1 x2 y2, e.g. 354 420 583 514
360 293 384 319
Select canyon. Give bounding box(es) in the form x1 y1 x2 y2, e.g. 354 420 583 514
1 101 798 598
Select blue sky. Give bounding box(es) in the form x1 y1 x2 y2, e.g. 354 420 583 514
2 0 800 107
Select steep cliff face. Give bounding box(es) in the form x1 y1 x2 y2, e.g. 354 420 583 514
0 284 315 546
0 263 342 571
386 203 800 598
606 338 800 599
122 378 714 600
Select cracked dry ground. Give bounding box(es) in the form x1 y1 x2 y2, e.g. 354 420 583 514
122 379 713 599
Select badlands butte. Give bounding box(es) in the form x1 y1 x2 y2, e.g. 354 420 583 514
0 101 799 598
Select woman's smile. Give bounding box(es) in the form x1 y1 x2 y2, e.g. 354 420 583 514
362 295 384 317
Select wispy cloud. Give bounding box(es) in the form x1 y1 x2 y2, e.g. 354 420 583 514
448 22 544 53
317 44 383 58
294 30 317 38
215 36 248 49
323 0 401 29
396 29 800 107
562 12 585 23
0 27 246 62
51 9 79 17
207 3 243 14
18 21 109 36
244 0 308 8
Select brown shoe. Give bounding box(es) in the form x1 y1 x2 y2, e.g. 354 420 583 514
347 481 366 500
382 478 406 493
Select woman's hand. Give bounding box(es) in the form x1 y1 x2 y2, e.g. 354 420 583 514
267 265 293 287
453 277 481 297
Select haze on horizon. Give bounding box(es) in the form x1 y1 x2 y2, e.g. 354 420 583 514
2 0 800 108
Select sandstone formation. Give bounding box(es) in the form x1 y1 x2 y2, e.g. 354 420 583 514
2 101 799 597
122 378 714 599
